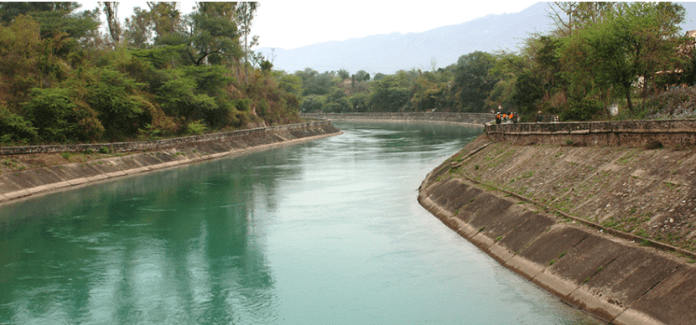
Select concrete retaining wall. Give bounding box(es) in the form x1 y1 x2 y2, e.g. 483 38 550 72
0 121 334 155
418 143 696 325
486 120 696 148
301 112 494 126
0 122 341 204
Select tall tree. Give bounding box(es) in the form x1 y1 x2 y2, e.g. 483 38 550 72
453 51 496 112
236 2 259 83
101 2 121 44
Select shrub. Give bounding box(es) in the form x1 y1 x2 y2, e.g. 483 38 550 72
186 120 207 135
560 97 603 121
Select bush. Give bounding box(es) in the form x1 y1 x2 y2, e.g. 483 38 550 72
99 146 111 154
0 107 37 144
186 120 207 135
560 97 603 121
23 88 80 142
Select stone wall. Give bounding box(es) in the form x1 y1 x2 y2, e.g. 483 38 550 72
302 112 494 126
0 121 333 155
486 120 696 148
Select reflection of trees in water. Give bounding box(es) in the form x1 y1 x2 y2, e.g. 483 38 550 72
333 122 482 157
0 149 304 323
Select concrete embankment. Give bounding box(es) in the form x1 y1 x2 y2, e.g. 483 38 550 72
419 128 696 324
0 121 341 204
301 112 494 126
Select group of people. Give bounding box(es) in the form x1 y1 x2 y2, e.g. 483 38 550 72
495 111 518 124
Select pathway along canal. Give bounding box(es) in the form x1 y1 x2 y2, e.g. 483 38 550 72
0 122 599 324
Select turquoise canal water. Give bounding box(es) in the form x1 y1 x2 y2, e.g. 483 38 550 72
0 122 598 324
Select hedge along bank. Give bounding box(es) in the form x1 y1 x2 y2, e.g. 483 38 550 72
0 121 341 204
419 122 696 324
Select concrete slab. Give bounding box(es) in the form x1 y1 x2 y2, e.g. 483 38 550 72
505 255 545 280
613 308 667 325
627 266 696 325
532 270 579 297
67 178 89 186
488 242 515 264
466 193 515 229
86 174 108 182
585 247 681 307
47 165 82 181
498 212 556 254
4 189 31 200
104 170 127 178
1 172 40 189
567 287 626 322
22 168 63 186
519 225 589 267
0 175 25 194
65 163 101 177
548 232 627 287
479 207 530 240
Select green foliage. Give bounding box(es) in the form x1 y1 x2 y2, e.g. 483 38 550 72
186 120 207 135
453 51 496 112
87 67 150 138
300 95 326 113
368 75 411 112
0 106 37 144
23 87 81 142
99 146 110 154
561 97 603 121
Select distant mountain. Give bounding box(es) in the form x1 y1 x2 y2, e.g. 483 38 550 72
259 2 696 76
258 2 552 75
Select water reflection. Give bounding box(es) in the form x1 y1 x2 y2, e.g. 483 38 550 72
0 150 297 324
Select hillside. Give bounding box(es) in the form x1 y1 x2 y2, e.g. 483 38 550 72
259 2 696 75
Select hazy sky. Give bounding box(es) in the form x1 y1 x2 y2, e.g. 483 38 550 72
80 0 539 49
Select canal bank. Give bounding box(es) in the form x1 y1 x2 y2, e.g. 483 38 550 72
0 121 341 204
419 121 696 325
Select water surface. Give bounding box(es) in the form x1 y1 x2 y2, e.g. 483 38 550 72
0 122 597 324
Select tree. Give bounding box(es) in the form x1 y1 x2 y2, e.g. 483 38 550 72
236 2 259 83
101 2 121 44
187 2 241 66
562 2 686 113
452 51 496 112
0 2 99 40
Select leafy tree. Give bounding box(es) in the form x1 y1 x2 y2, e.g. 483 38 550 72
23 87 82 142
0 106 37 143
187 2 241 66
368 75 411 111
337 69 350 80
354 70 370 82
0 2 99 40
452 51 496 112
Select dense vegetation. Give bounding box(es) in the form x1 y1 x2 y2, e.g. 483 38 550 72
298 2 693 122
0 2 301 145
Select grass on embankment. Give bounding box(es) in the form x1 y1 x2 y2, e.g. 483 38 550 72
442 134 696 254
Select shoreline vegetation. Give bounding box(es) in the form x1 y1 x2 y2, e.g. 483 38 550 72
1 2 694 148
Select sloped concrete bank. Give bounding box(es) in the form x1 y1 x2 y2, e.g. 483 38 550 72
418 136 696 325
301 112 494 126
0 122 341 204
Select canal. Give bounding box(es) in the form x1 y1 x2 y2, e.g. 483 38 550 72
0 122 598 324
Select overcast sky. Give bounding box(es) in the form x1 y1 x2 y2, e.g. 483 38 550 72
80 0 539 49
